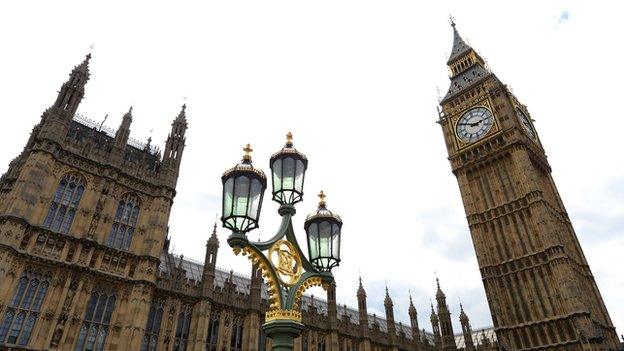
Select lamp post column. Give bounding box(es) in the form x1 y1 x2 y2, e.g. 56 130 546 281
263 320 305 351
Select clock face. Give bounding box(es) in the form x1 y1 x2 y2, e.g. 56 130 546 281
516 108 536 139
456 107 494 143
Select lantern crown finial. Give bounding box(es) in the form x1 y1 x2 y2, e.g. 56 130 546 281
306 190 341 222
243 143 253 162
318 190 326 207
286 131 293 147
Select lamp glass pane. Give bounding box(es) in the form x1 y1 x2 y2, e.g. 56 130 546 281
249 178 262 220
282 157 295 190
233 176 250 216
331 223 340 259
294 160 305 192
223 178 234 217
272 159 282 192
319 221 331 257
308 223 319 259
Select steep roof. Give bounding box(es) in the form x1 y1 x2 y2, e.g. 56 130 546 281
158 253 497 346
440 64 490 103
448 23 472 64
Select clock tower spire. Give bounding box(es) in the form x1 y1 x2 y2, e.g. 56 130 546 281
437 21 619 350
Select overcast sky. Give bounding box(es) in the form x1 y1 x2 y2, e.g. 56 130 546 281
1 0 622 335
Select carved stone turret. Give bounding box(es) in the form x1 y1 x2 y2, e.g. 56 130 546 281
250 263 262 311
53 54 90 116
430 304 441 350
114 107 133 147
459 303 475 351
162 104 188 187
110 107 133 162
39 54 91 144
384 286 398 346
357 277 370 339
327 282 338 329
202 222 219 296
408 293 422 349
435 279 457 351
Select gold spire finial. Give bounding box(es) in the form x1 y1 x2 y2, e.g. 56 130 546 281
243 143 253 161
318 190 326 206
286 131 293 146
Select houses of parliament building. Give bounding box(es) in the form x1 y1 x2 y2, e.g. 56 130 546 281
0 22 620 351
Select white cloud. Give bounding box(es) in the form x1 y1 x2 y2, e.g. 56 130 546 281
0 0 622 334
557 10 571 25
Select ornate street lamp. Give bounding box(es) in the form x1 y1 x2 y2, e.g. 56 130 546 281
221 134 342 351
304 191 342 272
221 144 267 236
269 132 308 206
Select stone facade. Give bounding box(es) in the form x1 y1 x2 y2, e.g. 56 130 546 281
0 54 500 351
437 22 621 351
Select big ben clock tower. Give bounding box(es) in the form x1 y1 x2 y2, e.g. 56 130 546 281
437 21 619 350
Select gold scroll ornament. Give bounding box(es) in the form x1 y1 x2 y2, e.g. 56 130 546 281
268 239 303 287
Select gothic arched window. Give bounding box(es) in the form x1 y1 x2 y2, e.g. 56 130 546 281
173 306 192 351
205 312 220 351
74 291 116 351
317 335 326 351
43 173 85 234
141 299 164 351
230 318 244 351
0 272 50 346
107 194 140 250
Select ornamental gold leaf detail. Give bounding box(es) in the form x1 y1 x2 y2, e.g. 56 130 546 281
292 277 328 311
265 309 302 323
234 246 282 310
268 240 303 287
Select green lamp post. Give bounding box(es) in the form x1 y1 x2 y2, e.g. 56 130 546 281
221 134 342 351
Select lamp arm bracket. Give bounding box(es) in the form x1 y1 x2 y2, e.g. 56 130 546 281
255 213 292 250
236 244 284 310
284 220 318 273
286 272 331 311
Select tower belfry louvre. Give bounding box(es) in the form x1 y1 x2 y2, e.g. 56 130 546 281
437 21 619 350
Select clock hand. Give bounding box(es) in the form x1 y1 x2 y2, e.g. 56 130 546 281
469 119 484 127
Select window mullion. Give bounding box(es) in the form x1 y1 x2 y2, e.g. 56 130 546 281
15 278 31 311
